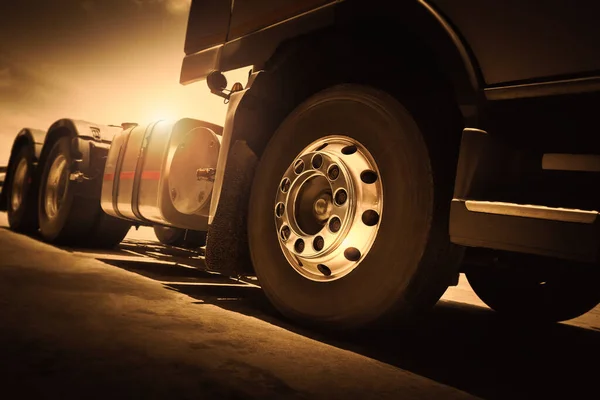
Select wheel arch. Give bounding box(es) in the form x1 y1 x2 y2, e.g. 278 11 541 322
206 14 469 276
37 119 120 184
185 0 483 122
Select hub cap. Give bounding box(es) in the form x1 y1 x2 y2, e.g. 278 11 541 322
274 135 383 282
44 154 69 221
10 158 28 211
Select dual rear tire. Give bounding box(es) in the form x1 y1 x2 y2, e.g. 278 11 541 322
6 136 130 248
37 137 131 248
6 145 38 233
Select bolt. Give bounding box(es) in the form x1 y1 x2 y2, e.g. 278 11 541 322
314 198 328 216
294 160 304 174
334 189 347 205
276 203 285 218
329 217 341 232
294 239 305 253
196 168 216 182
313 236 325 251
171 188 177 200
327 165 340 180
281 226 291 241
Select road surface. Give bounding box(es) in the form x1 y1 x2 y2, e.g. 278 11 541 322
0 213 598 399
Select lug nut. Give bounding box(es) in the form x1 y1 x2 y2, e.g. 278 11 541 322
294 160 305 174
329 217 341 232
327 164 339 180
294 238 305 253
334 189 347 205
275 203 285 218
313 236 325 251
280 226 291 241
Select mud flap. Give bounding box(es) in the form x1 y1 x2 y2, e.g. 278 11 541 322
205 140 258 277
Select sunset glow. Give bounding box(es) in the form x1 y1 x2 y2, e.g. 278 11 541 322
0 0 249 165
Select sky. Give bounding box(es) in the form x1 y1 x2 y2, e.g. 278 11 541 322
0 0 248 165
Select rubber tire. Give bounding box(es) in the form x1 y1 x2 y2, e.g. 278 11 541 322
86 212 131 248
6 145 38 233
248 84 462 330
38 137 98 245
466 254 600 322
153 226 207 248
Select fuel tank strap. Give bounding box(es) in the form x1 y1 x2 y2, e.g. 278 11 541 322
131 121 159 222
111 140 128 220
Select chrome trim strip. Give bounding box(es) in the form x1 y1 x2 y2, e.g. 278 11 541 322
460 199 598 224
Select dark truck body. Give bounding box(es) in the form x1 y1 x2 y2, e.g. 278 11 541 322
1 0 598 328
180 0 600 268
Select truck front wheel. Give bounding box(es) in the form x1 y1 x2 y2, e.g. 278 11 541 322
466 254 600 322
248 85 462 330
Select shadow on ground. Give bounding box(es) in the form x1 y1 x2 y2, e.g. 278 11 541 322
98 251 600 400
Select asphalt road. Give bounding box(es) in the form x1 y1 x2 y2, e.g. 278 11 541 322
0 212 598 399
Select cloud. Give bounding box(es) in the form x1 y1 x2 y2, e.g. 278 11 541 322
0 50 63 109
132 0 191 15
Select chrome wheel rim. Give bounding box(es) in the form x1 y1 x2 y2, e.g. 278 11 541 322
10 158 28 211
274 135 383 282
44 154 69 221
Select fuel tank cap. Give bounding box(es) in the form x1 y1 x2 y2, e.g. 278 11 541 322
168 127 220 215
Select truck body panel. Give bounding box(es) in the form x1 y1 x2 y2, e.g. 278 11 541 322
431 0 600 86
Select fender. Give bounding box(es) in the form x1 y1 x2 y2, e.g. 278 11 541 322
181 0 482 121
39 119 121 185
0 127 45 211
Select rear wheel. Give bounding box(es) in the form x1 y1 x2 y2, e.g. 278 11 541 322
38 136 130 247
6 145 38 233
466 253 600 322
85 212 131 248
153 226 207 248
248 84 462 330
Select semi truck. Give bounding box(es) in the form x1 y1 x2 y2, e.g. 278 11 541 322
2 0 600 330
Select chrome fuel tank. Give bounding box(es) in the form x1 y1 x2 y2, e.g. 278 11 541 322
101 118 221 230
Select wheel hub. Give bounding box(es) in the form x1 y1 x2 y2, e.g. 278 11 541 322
10 158 28 211
44 154 69 221
274 135 383 282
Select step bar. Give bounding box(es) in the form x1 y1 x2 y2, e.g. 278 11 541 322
450 199 600 262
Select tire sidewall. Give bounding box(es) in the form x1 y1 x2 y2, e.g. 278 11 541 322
154 226 186 246
249 84 436 327
38 137 76 241
7 145 36 230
